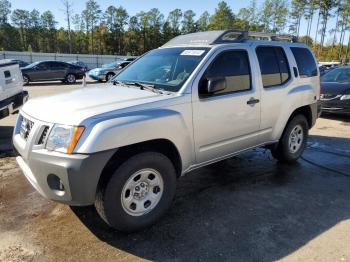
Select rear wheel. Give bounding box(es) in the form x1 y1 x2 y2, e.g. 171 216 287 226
65 74 76 84
95 152 177 232
271 115 308 163
22 75 29 85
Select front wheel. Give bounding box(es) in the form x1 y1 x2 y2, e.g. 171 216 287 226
271 115 309 163
95 152 177 232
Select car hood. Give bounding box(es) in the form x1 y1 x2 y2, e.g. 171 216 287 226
321 82 350 95
21 84 170 125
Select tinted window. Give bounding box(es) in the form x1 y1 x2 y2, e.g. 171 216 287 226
36 62 49 70
201 50 251 96
49 62 67 70
256 46 290 88
322 68 350 83
119 62 130 69
4 70 11 78
291 47 318 77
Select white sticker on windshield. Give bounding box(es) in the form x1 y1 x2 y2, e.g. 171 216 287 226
180 50 205 56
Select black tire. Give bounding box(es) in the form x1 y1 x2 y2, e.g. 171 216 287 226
271 114 309 163
22 75 30 85
95 152 177 232
105 72 115 82
65 73 76 84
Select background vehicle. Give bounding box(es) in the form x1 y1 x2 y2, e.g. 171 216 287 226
13 30 320 232
21 61 86 85
320 67 350 115
68 61 88 72
0 60 28 119
9 59 29 68
319 65 329 76
88 59 135 82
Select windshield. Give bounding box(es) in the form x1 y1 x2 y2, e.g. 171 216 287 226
23 61 40 69
115 47 209 92
322 68 350 83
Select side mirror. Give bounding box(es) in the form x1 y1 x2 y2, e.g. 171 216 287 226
200 77 226 95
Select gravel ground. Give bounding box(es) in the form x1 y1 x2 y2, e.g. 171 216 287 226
0 82 350 262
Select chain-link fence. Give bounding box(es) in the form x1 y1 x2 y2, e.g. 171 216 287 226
0 51 135 69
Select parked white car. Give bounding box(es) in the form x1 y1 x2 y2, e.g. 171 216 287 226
0 60 28 119
13 30 320 232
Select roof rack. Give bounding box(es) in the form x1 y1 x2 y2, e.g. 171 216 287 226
162 30 298 47
212 30 298 44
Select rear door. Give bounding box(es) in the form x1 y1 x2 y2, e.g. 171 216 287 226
48 62 68 79
192 46 261 164
253 45 293 143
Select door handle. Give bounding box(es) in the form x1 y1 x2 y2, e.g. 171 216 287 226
247 97 260 105
293 67 299 77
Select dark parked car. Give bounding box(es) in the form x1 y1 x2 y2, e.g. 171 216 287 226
10 59 29 68
124 57 136 62
320 66 350 115
21 61 86 85
68 60 88 72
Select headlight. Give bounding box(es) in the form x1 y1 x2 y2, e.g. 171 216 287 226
340 94 350 100
46 124 85 154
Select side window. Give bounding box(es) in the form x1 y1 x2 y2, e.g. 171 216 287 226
256 46 290 88
291 47 318 77
49 62 67 70
200 50 251 96
4 70 11 78
37 62 48 69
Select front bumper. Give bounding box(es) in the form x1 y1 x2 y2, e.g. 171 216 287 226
0 91 29 119
14 149 115 205
320 99 350 115
12 112 116 206
87 71 106 81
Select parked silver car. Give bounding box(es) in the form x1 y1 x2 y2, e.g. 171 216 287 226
88 59 135 82
13 30 320 232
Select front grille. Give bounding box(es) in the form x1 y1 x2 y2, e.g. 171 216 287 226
37 126 49 145
320 94 341 101
20 116 34 140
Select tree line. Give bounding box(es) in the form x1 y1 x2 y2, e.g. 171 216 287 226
0 0 349 61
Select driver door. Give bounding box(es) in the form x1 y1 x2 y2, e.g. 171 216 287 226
192 48 261 164
30 62 50 81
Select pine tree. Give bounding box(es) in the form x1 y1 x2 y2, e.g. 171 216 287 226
208 1 235 30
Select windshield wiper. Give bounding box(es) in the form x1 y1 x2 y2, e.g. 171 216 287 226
124 81 164 94
112 80 172 95
112 80 127 86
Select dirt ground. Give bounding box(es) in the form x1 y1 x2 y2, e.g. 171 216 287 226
0 82 350 262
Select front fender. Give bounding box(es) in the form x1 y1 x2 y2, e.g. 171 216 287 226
76 107 194 171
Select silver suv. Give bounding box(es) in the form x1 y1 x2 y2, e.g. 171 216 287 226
13 30 320 232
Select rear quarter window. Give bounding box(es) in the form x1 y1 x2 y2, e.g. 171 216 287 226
290 47 318 77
